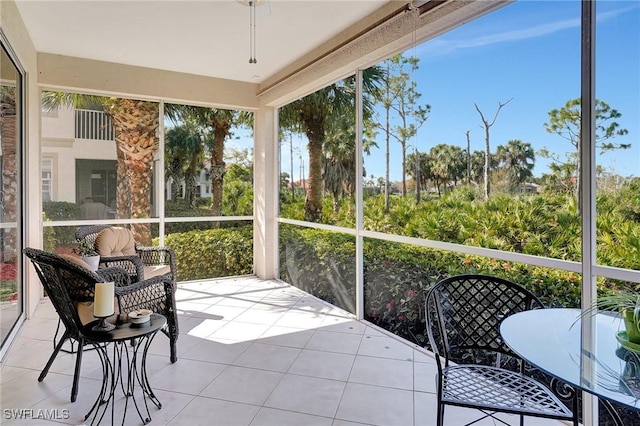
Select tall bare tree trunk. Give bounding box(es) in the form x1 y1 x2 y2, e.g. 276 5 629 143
401 141 407 197
474 99 512 200
414 148 421 203
482 122 490 200
384 106 390 213
465 130 471 184
290 133 295 201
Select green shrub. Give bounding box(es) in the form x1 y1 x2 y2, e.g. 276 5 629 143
164 201 217 234
42 201 81 220
164 225 253 281
42 212 57 252
279 225 356 313
42 202 80 246
279 225 583 346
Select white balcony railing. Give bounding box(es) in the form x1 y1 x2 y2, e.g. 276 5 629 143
75 109 114 141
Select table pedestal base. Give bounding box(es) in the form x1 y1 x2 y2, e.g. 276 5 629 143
84 332 162 425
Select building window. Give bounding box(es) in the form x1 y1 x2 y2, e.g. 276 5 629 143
41 158 53 202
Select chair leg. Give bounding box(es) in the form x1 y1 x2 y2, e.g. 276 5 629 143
437 403 444 426
572 387 579 426
170 336 178 363
39 331 70 382
70 339 84 403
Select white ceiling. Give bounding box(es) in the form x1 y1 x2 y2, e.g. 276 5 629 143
15 0 391 84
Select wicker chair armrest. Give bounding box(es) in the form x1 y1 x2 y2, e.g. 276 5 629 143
99 255 145 280
96 267 132 287
114 275 175 316
136 246 176 267
136 246 177 283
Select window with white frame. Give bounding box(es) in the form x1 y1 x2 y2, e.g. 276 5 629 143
41 157 53 202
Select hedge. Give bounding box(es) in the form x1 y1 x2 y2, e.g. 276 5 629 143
163 225 253 281
280 225 582 347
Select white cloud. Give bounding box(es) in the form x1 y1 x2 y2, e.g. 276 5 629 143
417 4 638 57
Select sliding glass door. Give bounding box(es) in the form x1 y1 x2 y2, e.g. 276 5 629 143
0 33 24 359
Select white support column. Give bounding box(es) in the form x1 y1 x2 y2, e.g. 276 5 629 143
157 101 165 245
253 106 278 279
580 1 598 425
355 69 364 320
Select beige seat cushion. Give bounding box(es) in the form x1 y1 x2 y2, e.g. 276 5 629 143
144 265 171 279
95 227 137 257
60 254 93 271
76 302 119 326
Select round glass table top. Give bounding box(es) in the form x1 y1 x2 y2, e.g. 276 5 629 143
500 308 640 410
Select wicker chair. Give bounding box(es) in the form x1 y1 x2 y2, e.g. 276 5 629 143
425 274 578 426
75 225 177 288
23 247 179 402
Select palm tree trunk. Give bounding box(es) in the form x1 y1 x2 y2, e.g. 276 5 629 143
186 155 199 208
104 99 159 245
116 143 129 218
210 127 227 219
305 128 324 222
0 114 17 261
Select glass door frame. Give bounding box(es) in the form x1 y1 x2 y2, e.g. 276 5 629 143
0 28 26 361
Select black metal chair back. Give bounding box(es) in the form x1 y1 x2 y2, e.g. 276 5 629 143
426 274 544 366
424 274 577 426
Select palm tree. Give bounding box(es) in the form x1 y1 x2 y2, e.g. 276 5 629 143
102 98 159 245
427 144 466 196
42 92 159 244
165 104 252 218
323 118 356 213
165 121 207 208
323 105 379 214
495 139 535 191
406 151 430 197
280 69 382 222
469 150 486 185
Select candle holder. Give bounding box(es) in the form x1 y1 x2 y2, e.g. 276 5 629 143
92 281 115 332
92 316 116 332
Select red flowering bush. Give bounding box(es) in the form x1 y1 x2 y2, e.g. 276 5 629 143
0 263 16 280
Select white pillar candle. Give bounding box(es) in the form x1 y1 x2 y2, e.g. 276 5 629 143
94 282 115 318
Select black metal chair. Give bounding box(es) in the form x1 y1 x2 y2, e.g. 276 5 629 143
424 274 578 426
23 247 179 402
75 225 177 288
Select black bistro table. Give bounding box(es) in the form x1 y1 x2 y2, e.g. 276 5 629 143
83 313 166 425
500 308 640 425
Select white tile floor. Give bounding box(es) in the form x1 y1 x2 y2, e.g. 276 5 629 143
0 277 569 426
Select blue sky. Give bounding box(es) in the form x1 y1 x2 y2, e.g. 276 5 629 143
264 1 639 184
